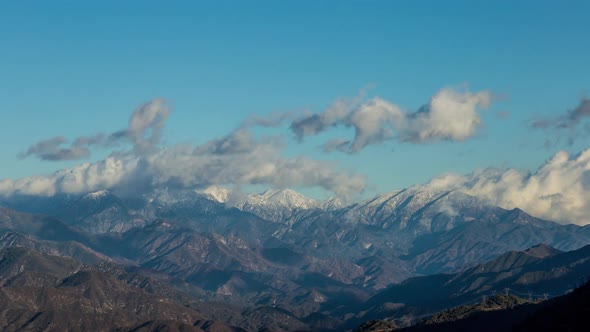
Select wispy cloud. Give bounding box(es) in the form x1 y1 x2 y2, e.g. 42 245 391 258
18 135 100 161
19 99 171 161
530 98 590 146
118 98 172 154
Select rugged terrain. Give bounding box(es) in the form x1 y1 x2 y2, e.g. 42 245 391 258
1 186 590 331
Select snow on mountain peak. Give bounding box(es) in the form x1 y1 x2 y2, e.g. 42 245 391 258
83 190 110 200
257 188 319 209
320 197 345 211
199 186 232 203
230 188 320 223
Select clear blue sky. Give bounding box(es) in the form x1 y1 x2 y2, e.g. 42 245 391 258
1 0 589 198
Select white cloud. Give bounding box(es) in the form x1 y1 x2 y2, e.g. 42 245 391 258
420 149 590 225
290 86 493 152
142 130 366 198
2 129 366 199
125 98 172 153
399 87 492 143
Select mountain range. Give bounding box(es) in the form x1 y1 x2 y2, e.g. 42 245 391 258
1 186 590 331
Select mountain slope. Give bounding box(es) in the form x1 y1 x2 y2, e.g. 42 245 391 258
3 187 590 331
0 247 250 332
5 187 590 293
0 247 202 331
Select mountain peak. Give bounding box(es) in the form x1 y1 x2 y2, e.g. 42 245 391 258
82 190 111 200
320 197 345 211
257 188 318 209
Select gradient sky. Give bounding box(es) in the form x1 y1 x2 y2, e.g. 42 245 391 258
1 0 590 200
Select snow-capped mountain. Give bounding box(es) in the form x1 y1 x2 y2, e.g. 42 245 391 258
194 186 343 223
57 189 140 233
240 188 319 210
234 188 320 223
319 196 345 211
82 189 111 201
340 188 493 233
199 186 232 203
4 185 590 278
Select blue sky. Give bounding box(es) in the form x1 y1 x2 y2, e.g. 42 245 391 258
1 0 590 200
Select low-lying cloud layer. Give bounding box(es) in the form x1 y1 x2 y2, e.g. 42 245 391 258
1 133 366 198
4 100 366 198
291 87 492 153
421 148 590 225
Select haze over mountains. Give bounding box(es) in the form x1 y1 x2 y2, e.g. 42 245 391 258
1 185 590 331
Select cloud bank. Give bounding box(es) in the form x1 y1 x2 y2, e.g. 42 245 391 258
4 101 366 199
290 87 492 153
420 148 590 225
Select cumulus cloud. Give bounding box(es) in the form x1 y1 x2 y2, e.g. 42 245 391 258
135 129 365 198
0 155 139 197
398 87 492 143
2 140 365 199
419 148 590 225
531 98 590 145
290 87 492 153
19 99 171 161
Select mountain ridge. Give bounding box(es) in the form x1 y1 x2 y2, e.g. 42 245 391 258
2 186 590 331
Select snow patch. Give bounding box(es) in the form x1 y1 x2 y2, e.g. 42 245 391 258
84 190 110 200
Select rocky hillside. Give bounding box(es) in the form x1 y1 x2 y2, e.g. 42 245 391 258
0 247 245 332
